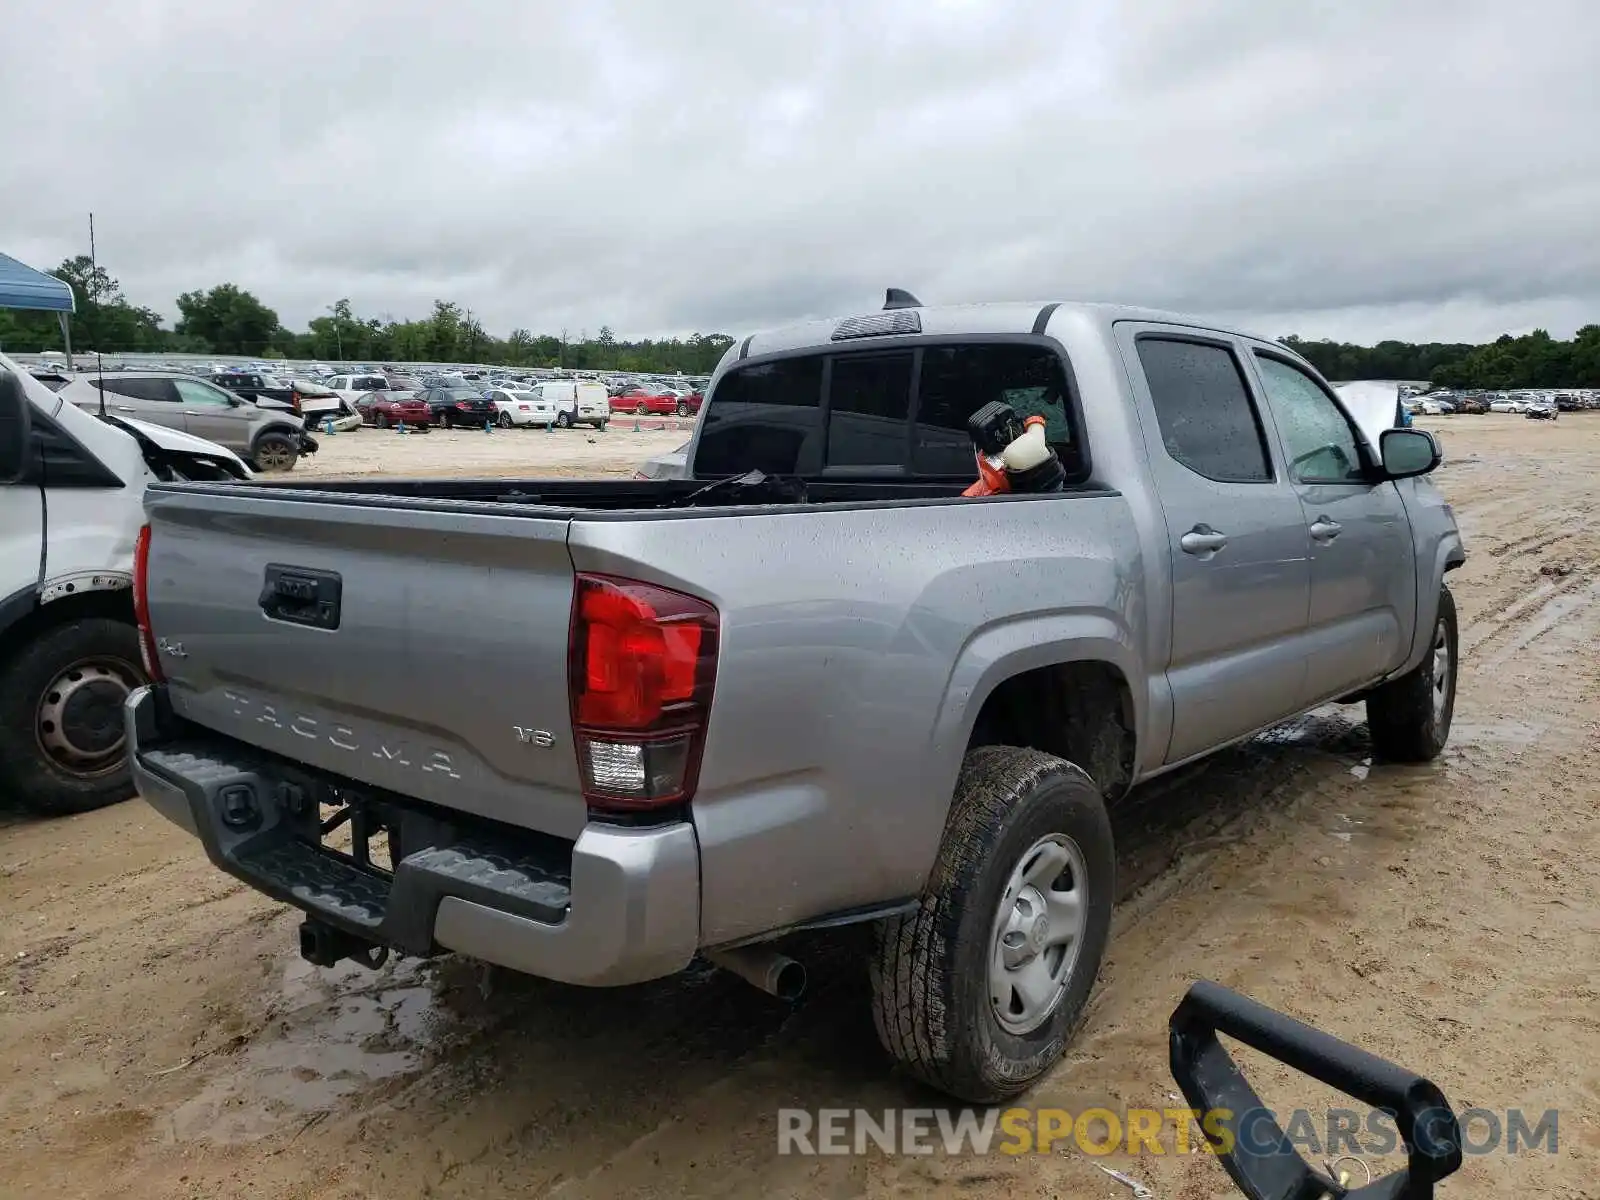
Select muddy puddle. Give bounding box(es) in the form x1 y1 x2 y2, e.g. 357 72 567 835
166 955 454 1145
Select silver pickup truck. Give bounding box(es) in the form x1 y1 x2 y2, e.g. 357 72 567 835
125 298 1464 1102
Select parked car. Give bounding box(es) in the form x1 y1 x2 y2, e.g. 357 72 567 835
125 296 1463 1104
59 371 311 471
323 373 393 403
489 388 560 427
1452 395 1489 414
609 384 679 416
675 388 705 417
214 372 358 428
422 386 497 428
0 360 249 816
1526 403 1558 420
356 390 432 428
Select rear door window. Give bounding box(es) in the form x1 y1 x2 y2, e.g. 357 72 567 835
99 376 180 403
1136 338 1273 483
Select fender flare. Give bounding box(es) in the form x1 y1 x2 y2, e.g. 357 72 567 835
925 610 1145 800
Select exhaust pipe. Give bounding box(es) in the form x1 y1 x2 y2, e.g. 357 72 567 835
705 945 806 1001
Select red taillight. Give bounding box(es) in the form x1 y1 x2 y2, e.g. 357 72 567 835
568 573 718 813
132 524 164 682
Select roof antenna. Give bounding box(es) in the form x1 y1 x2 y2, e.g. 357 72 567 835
883 288 922 311
89 211 106 419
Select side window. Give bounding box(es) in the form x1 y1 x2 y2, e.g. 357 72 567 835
1253 354 1366 484
826 350 913 468
174 378 235 406
110 376 180 403
694 356 825 476
914 344 1077 475
1137 338 1272 483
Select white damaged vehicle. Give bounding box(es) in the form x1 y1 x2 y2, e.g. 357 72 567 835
0 355 251 815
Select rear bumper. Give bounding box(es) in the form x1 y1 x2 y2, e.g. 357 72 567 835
125 686 701 986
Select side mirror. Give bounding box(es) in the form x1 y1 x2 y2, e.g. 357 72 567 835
0 369 35 485
1379 427 1441 479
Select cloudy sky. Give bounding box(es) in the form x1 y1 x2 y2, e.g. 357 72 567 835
4 0 1597 345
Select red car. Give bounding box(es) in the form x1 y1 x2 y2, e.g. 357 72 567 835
609 385 679 416
677 388 704 416
357 390 433 428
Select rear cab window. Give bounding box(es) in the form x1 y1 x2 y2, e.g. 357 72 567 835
694 342 1083 481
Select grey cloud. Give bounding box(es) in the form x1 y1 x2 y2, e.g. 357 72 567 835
3 0 1597 347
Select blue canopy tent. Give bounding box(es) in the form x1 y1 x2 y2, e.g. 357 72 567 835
0 252 76 366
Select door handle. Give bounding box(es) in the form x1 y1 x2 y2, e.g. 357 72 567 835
1180 525 1229 556
1309 517 1343 543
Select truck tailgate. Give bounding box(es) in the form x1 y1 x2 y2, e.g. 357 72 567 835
141 487 587 839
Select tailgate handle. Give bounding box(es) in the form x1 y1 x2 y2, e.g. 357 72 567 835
259 564 342 630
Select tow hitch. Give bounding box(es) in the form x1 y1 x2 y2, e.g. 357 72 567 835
298 917 388 970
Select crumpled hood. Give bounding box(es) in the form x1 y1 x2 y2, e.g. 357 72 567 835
117 415 252 474
1332 381 1404 452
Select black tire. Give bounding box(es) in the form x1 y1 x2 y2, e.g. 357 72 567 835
595 421 608 432
555 410 572 429
497 411 514 429
377 412 390 429
1367 585 1458 762
634 402 649 416
870 745 1115 1103
0 619 145 817
251 431 299 472
676 400 691 417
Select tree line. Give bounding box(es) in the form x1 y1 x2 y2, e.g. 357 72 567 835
4 255 1599 388
1281 328 1600 390
0 257 735 376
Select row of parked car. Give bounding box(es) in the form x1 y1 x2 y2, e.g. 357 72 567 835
1407 389 1600 417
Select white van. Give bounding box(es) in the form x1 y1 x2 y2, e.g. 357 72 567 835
539 380 608 429
0 356 249 815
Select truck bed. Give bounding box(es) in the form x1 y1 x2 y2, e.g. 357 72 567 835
137 472 1137 948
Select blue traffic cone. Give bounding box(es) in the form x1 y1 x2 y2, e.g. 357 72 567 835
632 419 641 432
484 418 492 433
323 417 336 436
396 420 406 434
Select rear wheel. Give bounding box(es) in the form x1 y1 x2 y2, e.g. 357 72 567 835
676 400 691 417
377 412 391 429
497 411 514 429
0 619 145 816
870 745 1114 1102
634 402 649 416
595 420 608 432
251 432 299 472
555 410 572 429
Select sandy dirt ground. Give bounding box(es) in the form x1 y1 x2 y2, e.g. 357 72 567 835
2 414 1597 1199
293 419 693 480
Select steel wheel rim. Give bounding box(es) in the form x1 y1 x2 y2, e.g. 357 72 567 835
989 833 1088 1035
35 656 140 778
1431 617 1451 724
257 441 295 470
